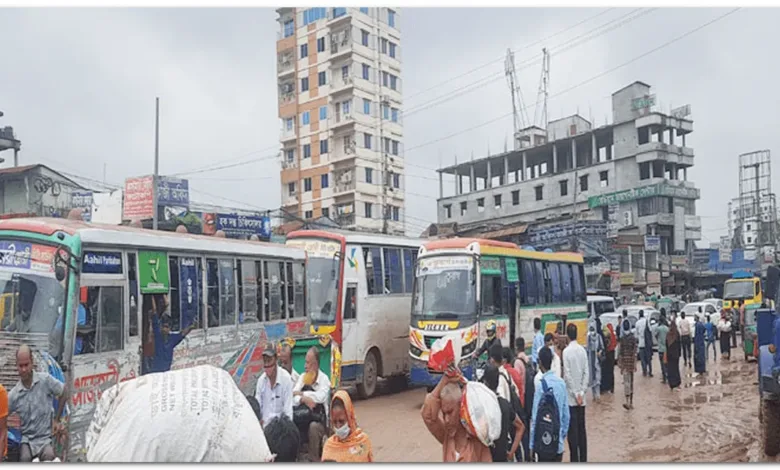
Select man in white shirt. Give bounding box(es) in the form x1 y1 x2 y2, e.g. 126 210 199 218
563 324 590 463
635 311 651 377
293 347 330 461
534 333 562 388
279 343 300 384
678 311 692 367
255 342 294 429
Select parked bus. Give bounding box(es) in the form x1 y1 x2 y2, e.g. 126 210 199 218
286 229 422 398
0 217 310 461
408 238 586 387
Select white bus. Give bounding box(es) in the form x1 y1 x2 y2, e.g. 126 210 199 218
0 217 309 461
286 229 422 398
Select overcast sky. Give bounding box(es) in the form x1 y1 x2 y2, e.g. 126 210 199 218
0 7 776 242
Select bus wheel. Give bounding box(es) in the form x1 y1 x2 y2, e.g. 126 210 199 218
761 398 780 457
357 350 379 399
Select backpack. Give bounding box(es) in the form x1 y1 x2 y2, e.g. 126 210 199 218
522 361 535 423
533 378 560 461
499 370 525 423
491 395 513 462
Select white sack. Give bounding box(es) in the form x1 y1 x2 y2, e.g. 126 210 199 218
85 365 271 463
459 381 502 447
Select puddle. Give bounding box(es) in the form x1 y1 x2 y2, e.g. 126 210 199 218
667 415 682 423
682 392 723 405
647 424 679 439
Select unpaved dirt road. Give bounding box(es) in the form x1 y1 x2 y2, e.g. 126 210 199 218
351 353 779 463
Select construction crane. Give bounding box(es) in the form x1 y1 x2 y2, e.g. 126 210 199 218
505 48 529 134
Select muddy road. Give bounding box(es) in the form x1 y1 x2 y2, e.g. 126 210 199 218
352 354 778 463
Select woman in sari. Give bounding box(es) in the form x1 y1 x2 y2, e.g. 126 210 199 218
693 315 706 374
601 323 617 394
666 319 682 391
321 390 374 462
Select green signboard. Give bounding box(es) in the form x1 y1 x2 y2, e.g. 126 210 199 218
480 256 501 276
138 250 170 293
506 259 519 282
587 183 700 209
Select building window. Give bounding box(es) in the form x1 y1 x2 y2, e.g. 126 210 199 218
304 177 312 192
320 138 329 154
300 43 308 58
302 144 311 159
288 182 296 195
361 30 370 47
383 137 391 153
285 118 293 130
362 64 370 80
560 180 568 197
364 133 372 149
460 201 467 216
321 173 329 188
342 100 351 114
389 42 397 58
391 108 399 123
639 162 651 180
317 36 325 53
360 7 369 14
389 74 398 91
301 77 309 92
380 38 388 54
332 7 346 18
365 167 373 183
580 174 589 192
301 111 310 126
512 190 520 206
392 173 400 188
322 207 330 218
283 20 294 38
382 71 389 87
600 171 609 188
341 65 349 81
391 140 399 156
535 185 543 201
319 105 328 120
363 98 371 115
365 202 373 218
388 8 396 27
382 104 389 120
285 149 294 162
477 198 485 213
392 206 400 221
302 7 327 26
305 210 313 219
444 204 452 219
318 71 327 86
494 194 502 209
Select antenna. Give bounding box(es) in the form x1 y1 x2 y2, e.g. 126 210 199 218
505 48 529 134
533 48 550 129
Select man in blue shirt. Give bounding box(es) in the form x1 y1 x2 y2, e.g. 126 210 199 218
531 317 544 371
530 346 570 462
149 312 196 374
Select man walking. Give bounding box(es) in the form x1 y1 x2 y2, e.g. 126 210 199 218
635 310 652 377
679 311 692 367
530 348 569 462
655 316 669 384
617 319 638 410
704 315 717 362
531 317 544 372
563 324 589 462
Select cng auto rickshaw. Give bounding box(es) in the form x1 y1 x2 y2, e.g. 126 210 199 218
743 303 760 361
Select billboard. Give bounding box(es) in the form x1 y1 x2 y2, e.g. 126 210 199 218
71 191 94 222
123 176 154 220
157 176 190 207
644 235 660 252
214 213 272 239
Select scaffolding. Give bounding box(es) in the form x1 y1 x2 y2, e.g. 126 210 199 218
734 150 777 262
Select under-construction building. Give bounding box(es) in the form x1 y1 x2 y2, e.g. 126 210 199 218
434 81 701 295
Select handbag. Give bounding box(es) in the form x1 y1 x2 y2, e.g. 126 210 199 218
663 352 668 364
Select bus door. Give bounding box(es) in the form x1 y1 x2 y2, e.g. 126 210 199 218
340 282 359 383
505 258 519 347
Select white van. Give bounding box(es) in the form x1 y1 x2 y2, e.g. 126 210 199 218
587 295 617 320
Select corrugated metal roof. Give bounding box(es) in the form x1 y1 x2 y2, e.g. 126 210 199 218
479 224 529 239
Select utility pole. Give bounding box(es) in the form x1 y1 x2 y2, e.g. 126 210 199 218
152 97 160 231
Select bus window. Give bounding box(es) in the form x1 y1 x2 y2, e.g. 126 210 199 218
256 261 265 321
365 247 383 295
174 257 202 330
206 259 220 327
549 263 562 303
403 249 414 293
560 263 573 303
240 260 259 323
284 262 295 319
127 252 139 337
755 280 761 297
481 275 502 316
293 262 305 318
266 261 283 321
82 286 123 354
383 248 403 294
219 259 237 326
572 265 585 302
344 284 357 320
168 256 182 331
535 261 546 304
521 260 537 304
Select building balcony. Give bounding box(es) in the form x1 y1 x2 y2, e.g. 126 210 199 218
334 180 356 195
278 59 295 77
330 113 356 131
283 193 298 206
281 159 298 171
328 7 351 26
330 75 355 95
280 127 296 143
279 92 296 107
635 142 694 166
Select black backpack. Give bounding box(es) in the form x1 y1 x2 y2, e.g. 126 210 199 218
499 370 525 423
522 360 535 423
533 378 561 461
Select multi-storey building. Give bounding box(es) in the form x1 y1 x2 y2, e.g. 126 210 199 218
434 82 702 295
276 7 404 234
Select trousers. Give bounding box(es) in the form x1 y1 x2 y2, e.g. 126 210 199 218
658 351 668 382
567 405 588 462
681 335 692 364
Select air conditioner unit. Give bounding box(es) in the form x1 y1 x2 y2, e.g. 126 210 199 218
622 210 633 227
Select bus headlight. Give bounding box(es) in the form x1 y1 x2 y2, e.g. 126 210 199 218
410 345 423 358
462 340 476 357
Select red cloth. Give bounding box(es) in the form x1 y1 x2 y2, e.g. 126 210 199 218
504 364 524 407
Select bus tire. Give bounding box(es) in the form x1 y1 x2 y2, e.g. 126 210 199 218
761 398 780 457
357 349 379 399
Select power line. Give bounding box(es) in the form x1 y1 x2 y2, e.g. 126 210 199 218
170 144 281 177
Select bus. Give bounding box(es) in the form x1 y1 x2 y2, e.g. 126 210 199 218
286 229 422 398
408 238 586 387
0 217 310 461
723 271 765 310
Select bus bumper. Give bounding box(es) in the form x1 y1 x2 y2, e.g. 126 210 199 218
410 362 475 387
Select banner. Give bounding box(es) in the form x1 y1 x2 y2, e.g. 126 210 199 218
214 213 271 239
644 235 660 252
157 177 190 207
82 251 123 275
179 257 200 329
71 191 94 222
138 251 170 293
123 176 154 220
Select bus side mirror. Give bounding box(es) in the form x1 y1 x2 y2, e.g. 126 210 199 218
766 266 780 302
55 266 66 282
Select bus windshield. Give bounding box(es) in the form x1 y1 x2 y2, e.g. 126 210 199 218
0 240 68 358
723 280 755 300
412 255 476 320
306 257 340 324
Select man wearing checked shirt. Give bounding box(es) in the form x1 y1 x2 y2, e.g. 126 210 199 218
255 342 294 429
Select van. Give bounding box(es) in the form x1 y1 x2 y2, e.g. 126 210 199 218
587 295 617 321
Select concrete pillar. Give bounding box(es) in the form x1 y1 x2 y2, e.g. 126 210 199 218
503 155 509 186
571 139 577 169
683 167 688 181
470 165 475 192
521 152 527 181
439 171 443 198
668 128 674 146
456 173 461 195
606 144 612 161
682 134 686 147
650 162 655 179
486 160 492 188
552 145 558 174
591 133 598 163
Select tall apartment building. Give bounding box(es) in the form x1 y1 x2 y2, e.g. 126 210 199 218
276 7 404 234
434 82 702 295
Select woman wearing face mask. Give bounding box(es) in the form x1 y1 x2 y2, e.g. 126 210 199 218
321 390 374 462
